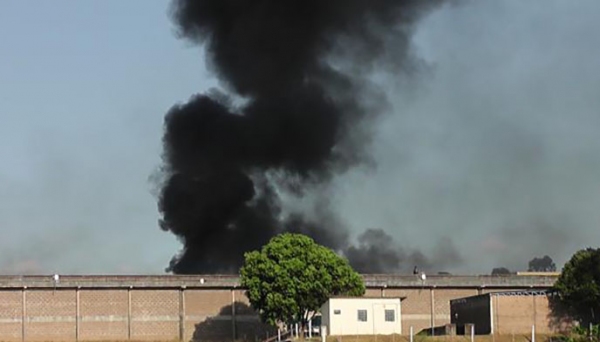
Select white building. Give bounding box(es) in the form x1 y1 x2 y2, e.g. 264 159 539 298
320 297 404 336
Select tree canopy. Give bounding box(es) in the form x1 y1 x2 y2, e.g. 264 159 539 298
491 267 511 275
240 233 365 327
528 255 557 272
553 247 600 325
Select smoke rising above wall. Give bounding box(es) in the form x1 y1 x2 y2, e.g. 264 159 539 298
158 0 450 274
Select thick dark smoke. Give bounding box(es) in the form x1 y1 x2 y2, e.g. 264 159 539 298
158 0 449 274
346 229 425 273
346 230 462 273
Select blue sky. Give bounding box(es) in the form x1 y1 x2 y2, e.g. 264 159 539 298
2 1 600 275
0 1 218 273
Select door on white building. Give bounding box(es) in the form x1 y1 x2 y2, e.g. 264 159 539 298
373 303 401 335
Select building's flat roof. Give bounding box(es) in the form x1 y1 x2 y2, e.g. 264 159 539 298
329 296 407 301
0 274 558 289
516 271 560 276
489 289 552 296
450 289 553 304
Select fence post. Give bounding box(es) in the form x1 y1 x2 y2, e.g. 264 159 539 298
470 324 474 342
410 326 413 342
179 287 186 342
531 325 535 342
231 289 237 341
430 288 435 336
127 286 132 340
21 287 27 342
76 287 80 342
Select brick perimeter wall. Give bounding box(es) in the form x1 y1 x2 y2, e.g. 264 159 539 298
0 288 277 342
0 287 551 341
494 295 554 335
26 290 77 342
0 290 22 341
79 289 128 341
0 275 557 341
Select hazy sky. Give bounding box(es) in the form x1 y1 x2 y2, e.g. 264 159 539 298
0 1 211 274
1 1 599 274
332 0 600 273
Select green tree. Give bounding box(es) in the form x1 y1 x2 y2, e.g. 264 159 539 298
491 267 511 275
553 247 600 325
528 255 557 272
240 233 365 330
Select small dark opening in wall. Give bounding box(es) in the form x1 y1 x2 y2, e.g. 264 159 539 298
334 309 341 315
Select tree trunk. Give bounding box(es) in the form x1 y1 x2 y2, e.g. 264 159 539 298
298 321 306 341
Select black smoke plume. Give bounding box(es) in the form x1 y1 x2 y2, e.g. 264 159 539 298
158 0 449 274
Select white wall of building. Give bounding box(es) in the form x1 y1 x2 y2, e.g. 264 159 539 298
320 297 402 336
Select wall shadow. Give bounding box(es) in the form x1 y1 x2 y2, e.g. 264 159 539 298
547 292 576 334
417 325 457 336
191 302 277 342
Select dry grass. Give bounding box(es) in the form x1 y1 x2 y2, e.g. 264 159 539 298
323 335 563 342
0 336 565 342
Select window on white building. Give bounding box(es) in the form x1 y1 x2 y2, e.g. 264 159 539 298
357 309 368 322
385 309 395 322
334 309 341 315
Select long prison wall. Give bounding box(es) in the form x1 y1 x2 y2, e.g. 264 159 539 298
0 274 557 341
